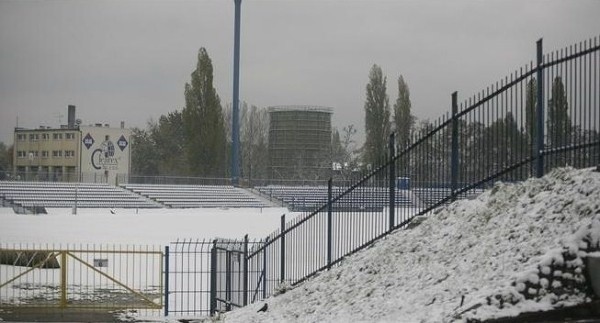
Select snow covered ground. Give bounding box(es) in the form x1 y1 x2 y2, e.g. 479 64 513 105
2 167 599 322
0 207 291 245
216 167 600 322
0 206 292 316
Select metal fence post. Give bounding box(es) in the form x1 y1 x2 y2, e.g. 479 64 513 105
225 250 232 312
243 234 248 306
262 237 269 300
60 251 67 308
536 38 545 178
210 240 217 316
280 214 286 283
327 178 333 269
451 92 459 200
389 132 396 231
164 245 169 317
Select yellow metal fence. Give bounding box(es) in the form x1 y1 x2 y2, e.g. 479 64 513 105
0 244 163 311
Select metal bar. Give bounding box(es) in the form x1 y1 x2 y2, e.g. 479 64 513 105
389 132 395 231
226 250 232 312
243 235 248 306
327 178 333 269
210 240 217 316
262 237 268 300
536 38 545 177
164 245 169 316
280 214 286 283
60 251 67 308
451 92 459 199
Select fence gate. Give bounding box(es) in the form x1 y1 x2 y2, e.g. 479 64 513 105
0 244 163 313
166 237 263 317
210 239 247 315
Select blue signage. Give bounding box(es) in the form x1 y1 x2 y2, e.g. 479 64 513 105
83 133 94 149
117 135 128 151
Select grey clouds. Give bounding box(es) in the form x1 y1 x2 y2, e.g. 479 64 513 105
1 0 599 146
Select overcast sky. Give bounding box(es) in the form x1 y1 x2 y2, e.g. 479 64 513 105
1 0 599 146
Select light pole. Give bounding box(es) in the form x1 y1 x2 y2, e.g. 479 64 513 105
232 0 242 186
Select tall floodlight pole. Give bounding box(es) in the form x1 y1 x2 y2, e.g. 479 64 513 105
232 0 242 186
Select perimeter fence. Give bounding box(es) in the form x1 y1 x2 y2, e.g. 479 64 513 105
205 36 600 315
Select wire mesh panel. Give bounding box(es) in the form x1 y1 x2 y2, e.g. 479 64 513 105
212 239 246 313
167 239 212 317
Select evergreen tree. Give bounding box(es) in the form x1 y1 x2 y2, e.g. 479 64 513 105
393 75 414 149
483 112 526 177
547 76 571 168
363 64 391 168
183 48 227 177
547 77 571 148
525 78 537 152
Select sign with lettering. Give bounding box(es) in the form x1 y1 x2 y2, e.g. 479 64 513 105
93 259 108 267
117 135 128 151
91 137 118 170
83 133 95 149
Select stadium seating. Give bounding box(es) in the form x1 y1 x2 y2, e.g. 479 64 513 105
0 181 161 209
122 184 270 208
256 185 418 212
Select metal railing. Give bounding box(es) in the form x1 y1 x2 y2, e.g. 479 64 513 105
212 36 600 312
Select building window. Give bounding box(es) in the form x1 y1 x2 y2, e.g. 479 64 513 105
52 150 63 158
41 151 49 158
42 133 50 140
65 133 75 140
17 134 26 141
53 133 63 140
29 134 39 141
28 151 39 158
65 150 75 158
17 151 27 158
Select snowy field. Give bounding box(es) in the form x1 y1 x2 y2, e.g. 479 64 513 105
0 207 291 315
0 207 291 245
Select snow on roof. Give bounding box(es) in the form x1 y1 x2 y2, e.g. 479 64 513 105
223 167 600 322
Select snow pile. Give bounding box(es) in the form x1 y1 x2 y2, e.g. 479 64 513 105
222 167 600 322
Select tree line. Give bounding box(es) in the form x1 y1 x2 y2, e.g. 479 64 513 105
130 48 586 183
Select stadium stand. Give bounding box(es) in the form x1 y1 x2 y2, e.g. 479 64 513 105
0 181 161 209
256 185 418 212
122 184 270 208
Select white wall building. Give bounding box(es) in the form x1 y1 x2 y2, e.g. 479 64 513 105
12 105 131 184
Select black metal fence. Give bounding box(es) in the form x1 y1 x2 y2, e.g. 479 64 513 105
199 36 600 314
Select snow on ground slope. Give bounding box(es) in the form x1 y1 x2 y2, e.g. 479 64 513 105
222 167 600 322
